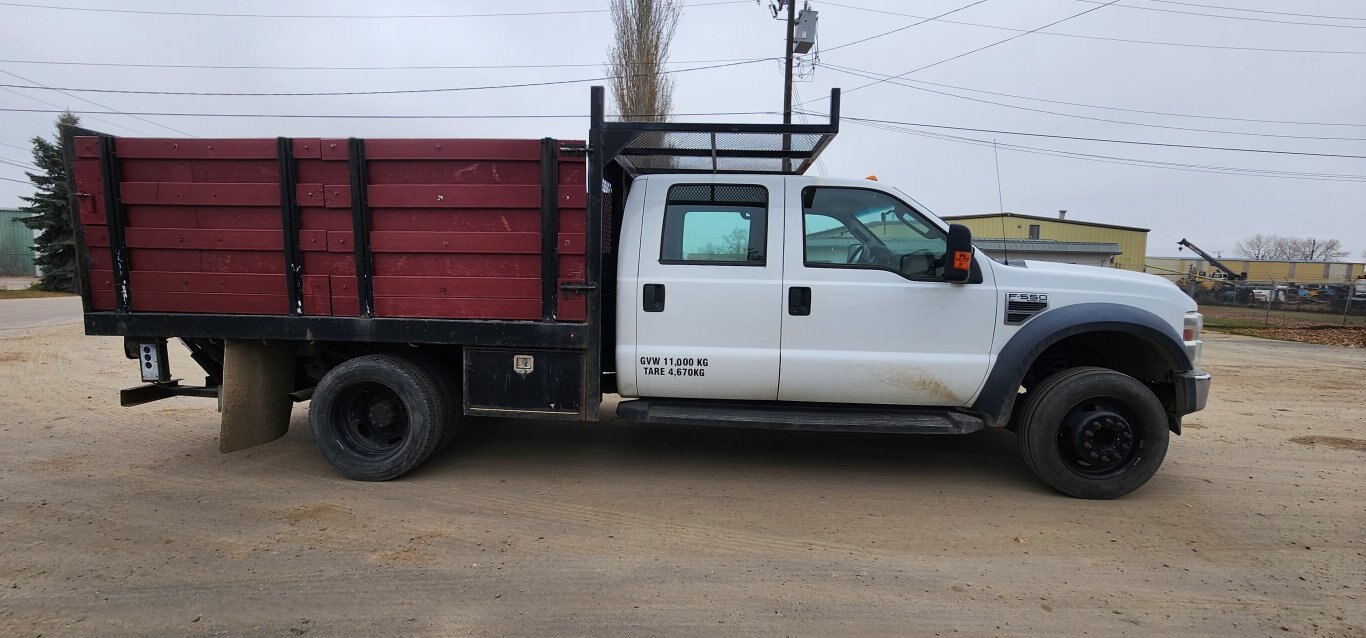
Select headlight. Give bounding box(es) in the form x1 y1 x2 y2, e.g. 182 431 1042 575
1183 311 1203 364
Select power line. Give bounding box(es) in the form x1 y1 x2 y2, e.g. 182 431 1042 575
822 0 991 53
0 59 773 97
0 106 779 120
817 68 1366 128
0 57 769 72
1075 0 1366 29
812 0 1124 103
820 63 1366 141
0 156 36 170
0 68 194 136
0 0 748 19
847 119 1366 182
0 140 32 151
0 83 155 137
0 175 30 185
816 2 1366 55
1134 0 1366 21
802 111 1366 159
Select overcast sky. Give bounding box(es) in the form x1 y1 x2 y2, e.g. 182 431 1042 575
1 0 1363 260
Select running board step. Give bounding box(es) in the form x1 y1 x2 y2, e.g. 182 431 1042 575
615 399 983 434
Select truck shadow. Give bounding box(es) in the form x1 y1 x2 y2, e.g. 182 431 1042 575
421 415 1044 494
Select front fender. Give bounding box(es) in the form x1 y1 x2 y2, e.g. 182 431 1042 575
971 303 1193 428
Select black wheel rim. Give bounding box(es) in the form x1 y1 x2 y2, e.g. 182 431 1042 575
1056 397 1141 478
330 381 410 458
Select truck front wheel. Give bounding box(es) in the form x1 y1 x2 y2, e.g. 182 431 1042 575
309 354 450 481
1016 367 1169 499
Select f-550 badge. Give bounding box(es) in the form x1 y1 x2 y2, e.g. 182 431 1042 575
1007 292 1049 303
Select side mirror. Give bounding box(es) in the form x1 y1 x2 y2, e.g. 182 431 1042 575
942 223 973 283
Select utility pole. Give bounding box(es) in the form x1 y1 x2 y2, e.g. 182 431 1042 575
781 0 796 172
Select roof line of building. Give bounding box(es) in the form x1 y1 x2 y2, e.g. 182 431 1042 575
944 212 1150 233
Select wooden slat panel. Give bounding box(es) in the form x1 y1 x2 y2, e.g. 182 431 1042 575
130 291 288 314
558 254 585 279
322 184 350 208
130 248 194 272
124 228 282 251
300 209 351 231
374 296 540 320
118 159 194 182
200 250 284 274
296 160 348 184
114 138 277 159
302 295 331 315
126 271 286 294
122 206 283 230
302 252 355 276
371 276 540 299
366 184 540 209
303 275 330 296
371 254 540 278
557 186 587 209
189 159 278 183
91 289 115 310
299 230 328 252
361 139 541 161
364 232 585 255
87 247 113 271
120 182 279 206
85 226 110 247
74 159 105 225
74 136 100 159
369 209 539 233
293 138 323 159
331 295 360 316
326 231 355 253
558 294 587 322
366 160 539 185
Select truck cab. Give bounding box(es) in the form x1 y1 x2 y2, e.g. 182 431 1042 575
610 172 1209 499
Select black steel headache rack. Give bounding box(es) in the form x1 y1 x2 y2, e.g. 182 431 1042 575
589 86 840 176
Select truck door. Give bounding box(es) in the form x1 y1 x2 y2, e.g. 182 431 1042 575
628 178 785 400
778 181 997 406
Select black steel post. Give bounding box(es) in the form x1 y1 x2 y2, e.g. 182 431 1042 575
539 138 561 321
584 86 607 420
782 0 796 172
347 138 375 317
276 137 304 315
98 136 131 313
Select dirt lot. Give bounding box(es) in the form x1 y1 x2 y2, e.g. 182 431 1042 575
0 313 1362 636
1201 304 1365 348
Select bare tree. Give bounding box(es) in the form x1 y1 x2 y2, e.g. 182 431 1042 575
1234 234 1277 260
607 0 681 122
1235 234 1349 261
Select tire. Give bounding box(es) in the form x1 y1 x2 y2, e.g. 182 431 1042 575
404 350 462 451
1016 366 1170 499
308 354 449 481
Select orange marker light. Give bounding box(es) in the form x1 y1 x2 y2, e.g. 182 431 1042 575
953 251 972 270
865 175 878 181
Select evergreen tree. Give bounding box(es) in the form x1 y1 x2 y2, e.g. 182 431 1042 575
19 112 80 292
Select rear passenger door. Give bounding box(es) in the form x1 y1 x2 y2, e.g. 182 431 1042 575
631 178 785 400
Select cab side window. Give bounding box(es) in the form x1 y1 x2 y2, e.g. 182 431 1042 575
802 186 947 280
661 184 768 265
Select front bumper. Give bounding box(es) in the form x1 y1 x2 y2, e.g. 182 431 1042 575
1172 368 1211 415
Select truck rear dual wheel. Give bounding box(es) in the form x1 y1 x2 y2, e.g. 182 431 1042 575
308 354 454 481
1016 367 1169 499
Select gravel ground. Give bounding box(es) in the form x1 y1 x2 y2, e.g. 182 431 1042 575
0 312 1361 637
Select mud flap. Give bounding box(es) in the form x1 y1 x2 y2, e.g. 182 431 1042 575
219 340 296 453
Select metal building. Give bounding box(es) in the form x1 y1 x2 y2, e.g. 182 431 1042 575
0 208 38 277
944 212 1149 272
1145 256 1365 285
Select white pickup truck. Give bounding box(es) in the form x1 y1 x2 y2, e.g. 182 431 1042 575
71 87 1209 499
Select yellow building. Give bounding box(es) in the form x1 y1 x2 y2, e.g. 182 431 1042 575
1145 256 1365 285
944 212 1149 272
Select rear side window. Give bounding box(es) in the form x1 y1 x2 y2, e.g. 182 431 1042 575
660 184 768 265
